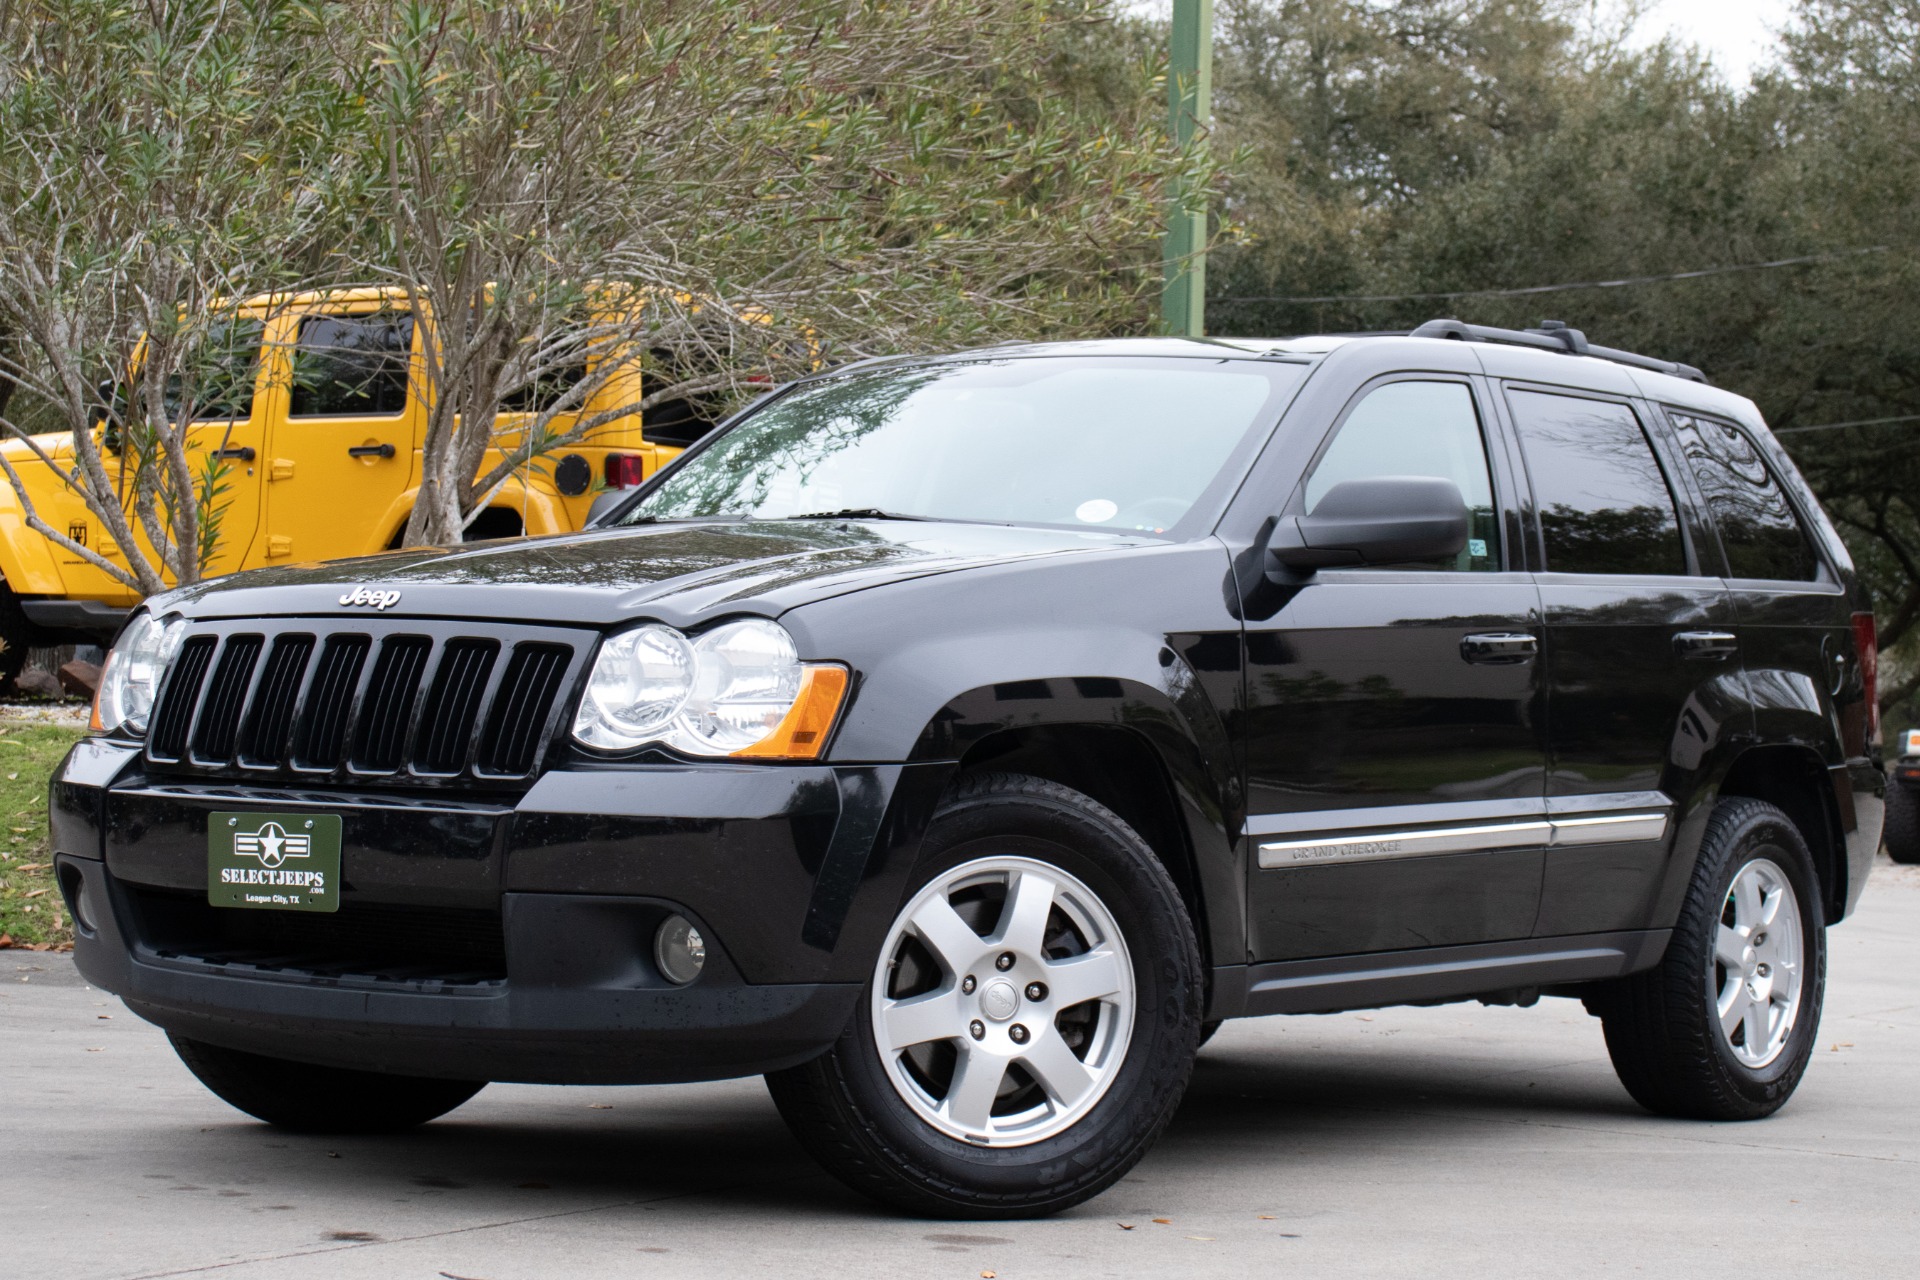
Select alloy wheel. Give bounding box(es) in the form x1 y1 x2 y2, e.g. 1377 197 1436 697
1711 856 1805 1069
870 855 1134 1147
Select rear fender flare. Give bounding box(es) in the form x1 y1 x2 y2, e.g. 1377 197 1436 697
378 485 570 550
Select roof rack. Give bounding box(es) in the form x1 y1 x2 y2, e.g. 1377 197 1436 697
1410 318 1708 385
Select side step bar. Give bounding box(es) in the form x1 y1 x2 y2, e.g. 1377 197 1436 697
1208 930 1671 1019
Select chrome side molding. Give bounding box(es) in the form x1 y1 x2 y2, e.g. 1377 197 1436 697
1257 808 1669 869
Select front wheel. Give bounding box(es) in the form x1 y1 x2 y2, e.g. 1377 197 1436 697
169 1034 485 1133
767 773 1202 1218
1592 798 1826 1120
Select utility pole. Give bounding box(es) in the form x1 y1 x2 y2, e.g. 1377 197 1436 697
1162 0 1213 337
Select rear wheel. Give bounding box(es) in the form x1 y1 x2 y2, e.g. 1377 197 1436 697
1885 782 1920 864
1591 799 1825 1120
767 772 1201 1218
0 581 33 687
169 1034 485 1134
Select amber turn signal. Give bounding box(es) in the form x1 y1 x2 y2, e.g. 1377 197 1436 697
88 651 115 732
733 664 850 760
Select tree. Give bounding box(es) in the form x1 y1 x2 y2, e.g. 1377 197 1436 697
325 0 1211 547
1195 0 1920 723
1755 1 1920 710
0 0 358 593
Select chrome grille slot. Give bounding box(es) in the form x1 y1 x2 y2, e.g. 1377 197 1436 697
349 636 431 773
236 635 315 767
477 642 571 777
413 639 498 775
141 619 581 787
291 635 371 769
189 635 262 763
147 636 216 763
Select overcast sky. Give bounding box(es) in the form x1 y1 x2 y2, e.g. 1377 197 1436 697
1629 0 1795 83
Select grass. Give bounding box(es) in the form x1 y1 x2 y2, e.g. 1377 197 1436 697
0 722 87 949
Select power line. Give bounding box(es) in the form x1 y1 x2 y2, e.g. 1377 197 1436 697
1777 413 1920 436
1211 246 1895 306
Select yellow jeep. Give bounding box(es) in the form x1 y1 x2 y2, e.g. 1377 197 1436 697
0 288 711 673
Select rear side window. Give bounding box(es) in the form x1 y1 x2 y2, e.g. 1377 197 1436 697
289 312 414 418
1508 389 1686 576
1670 411 1821 582
1304 380 1501 571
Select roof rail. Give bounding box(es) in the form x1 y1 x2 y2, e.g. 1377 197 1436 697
1409 318 1708 385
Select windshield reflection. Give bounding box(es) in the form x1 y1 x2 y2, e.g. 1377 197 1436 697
621 357 1301 536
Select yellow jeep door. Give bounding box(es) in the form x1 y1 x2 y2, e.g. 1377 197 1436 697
44 317 270 592
183 317 271 575
258 307 422 564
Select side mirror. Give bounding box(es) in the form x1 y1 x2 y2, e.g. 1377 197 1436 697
585 487 635 528
1267 475 1470 579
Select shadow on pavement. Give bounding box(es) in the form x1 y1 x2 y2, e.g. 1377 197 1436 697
119 1026 1651 1222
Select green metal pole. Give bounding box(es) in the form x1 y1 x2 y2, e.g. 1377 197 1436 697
1163 0 1213 337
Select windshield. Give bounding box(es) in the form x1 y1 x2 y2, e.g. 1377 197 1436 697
619 356 1302 535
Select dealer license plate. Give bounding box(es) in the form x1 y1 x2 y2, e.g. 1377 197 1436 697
207 811 342 913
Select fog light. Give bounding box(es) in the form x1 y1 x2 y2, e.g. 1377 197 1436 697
56 861 92 936
654 914 707 985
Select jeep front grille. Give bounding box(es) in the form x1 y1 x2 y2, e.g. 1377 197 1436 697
144 619 586 786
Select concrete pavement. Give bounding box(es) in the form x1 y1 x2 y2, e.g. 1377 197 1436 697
5 859 1918 1279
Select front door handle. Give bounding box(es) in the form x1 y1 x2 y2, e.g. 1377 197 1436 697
1674 630 1739 660
1461 633 1538 665
348 443 396 459
210 446 255 462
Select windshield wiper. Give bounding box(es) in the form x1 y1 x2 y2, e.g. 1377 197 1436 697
780 508 938 522
619 513 750 526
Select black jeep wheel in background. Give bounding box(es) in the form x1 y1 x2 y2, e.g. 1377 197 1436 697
766 772 1202 1218
1884 782 1920 865
169 1034 486 1134
0 581 34 688
1591 798 1826 1121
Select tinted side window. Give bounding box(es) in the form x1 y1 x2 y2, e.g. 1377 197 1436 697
499 362 586 414
1670 411 1820 582
1509 389 1685 576
1305 380 1501 571
289 313 414 417
165 319 265 422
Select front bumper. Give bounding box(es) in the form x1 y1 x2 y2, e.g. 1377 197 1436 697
54 739 948 1084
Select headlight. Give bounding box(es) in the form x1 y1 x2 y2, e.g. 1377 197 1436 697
577 624 694 745
572 617 848 759
92 612 187 736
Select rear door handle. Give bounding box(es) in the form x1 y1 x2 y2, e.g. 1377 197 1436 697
348 443 396 459
1674 630 1739 660
1461 633 1538 665
211 446 255 462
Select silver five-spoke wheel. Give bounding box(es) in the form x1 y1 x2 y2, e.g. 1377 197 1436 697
1712 856 1804 1069
871 855 1134 1146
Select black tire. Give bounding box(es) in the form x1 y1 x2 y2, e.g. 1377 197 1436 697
0 581 33 687
1197 1019 1222 1049
1591 798 1826 1120
168 1034 485 1134
1885 781 1920 864
766 772 1202 1218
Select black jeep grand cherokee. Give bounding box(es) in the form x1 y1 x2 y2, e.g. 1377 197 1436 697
55 321 1882 1218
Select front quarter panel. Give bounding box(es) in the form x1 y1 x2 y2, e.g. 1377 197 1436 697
783 539 1247 965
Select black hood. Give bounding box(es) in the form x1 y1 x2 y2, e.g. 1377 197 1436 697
152 519 1154 631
